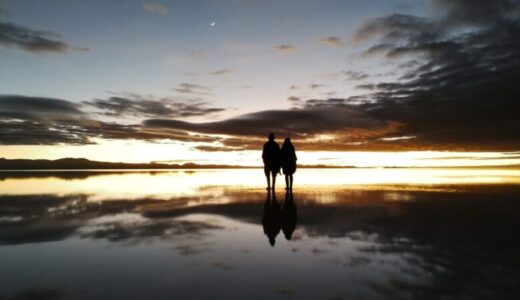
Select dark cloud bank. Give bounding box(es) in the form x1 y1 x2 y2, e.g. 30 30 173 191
0 22 89 53
1 0 519 151
0 3 88 53
0 95 225 145
144 0 520 151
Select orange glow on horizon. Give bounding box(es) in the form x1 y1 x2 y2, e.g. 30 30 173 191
2 169 520 203
0 139 519 168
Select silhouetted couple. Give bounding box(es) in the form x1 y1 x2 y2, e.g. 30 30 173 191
262 190 298 246
262 132 297 191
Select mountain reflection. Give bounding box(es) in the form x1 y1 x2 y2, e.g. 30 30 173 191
1 170 520 299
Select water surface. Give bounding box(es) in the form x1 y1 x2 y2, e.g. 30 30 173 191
1 169 519 299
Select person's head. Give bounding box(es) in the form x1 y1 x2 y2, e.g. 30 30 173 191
268 132 275 141
284 137 291 144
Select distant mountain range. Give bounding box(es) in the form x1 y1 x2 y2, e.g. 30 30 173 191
0 158 253 170
1 158 516 170
0 158 355 170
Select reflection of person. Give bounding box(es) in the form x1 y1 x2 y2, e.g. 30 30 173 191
262 132 281 191
262 191 281 246
281 191 297 240
281 137 297 191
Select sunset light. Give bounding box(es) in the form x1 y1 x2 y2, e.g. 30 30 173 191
1 0 519 299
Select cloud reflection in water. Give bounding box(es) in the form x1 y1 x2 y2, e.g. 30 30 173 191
0 170 519 299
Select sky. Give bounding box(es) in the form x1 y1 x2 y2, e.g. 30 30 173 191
1 0 519 166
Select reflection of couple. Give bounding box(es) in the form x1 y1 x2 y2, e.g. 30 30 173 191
262 132 297 191
262 191 297 247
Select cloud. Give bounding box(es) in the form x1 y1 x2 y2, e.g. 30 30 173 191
0 95 125 145
3 0 520 156
338 0 520 150
173 83 214 96
272 44 296 52
0 22 89 53
355 84 375 90
83 95 226 119
143 1 168 15
431 0 520 25
0 96 91 145
143 105 389 143
0 120 92 145
0 94 224 145
319 36 342 47
380 135 415 141
352 14 428 43
210 69 232 76
343 71 369 81
0 95 83 119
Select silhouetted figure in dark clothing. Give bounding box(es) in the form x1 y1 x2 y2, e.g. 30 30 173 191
281 137 297 191
262 191 281 246
281 191 297 240
262 132 281 191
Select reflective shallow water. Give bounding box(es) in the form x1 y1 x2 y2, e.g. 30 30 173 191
1 169 520 299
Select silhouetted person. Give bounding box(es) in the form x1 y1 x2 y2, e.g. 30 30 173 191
281 191 297 240
281 137 297 191
262 132 281 191
262 191 281 246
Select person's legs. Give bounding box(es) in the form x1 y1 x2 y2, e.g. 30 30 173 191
289 174 293 190
285 175 289 190
264 166 270 190
272 172 277 191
